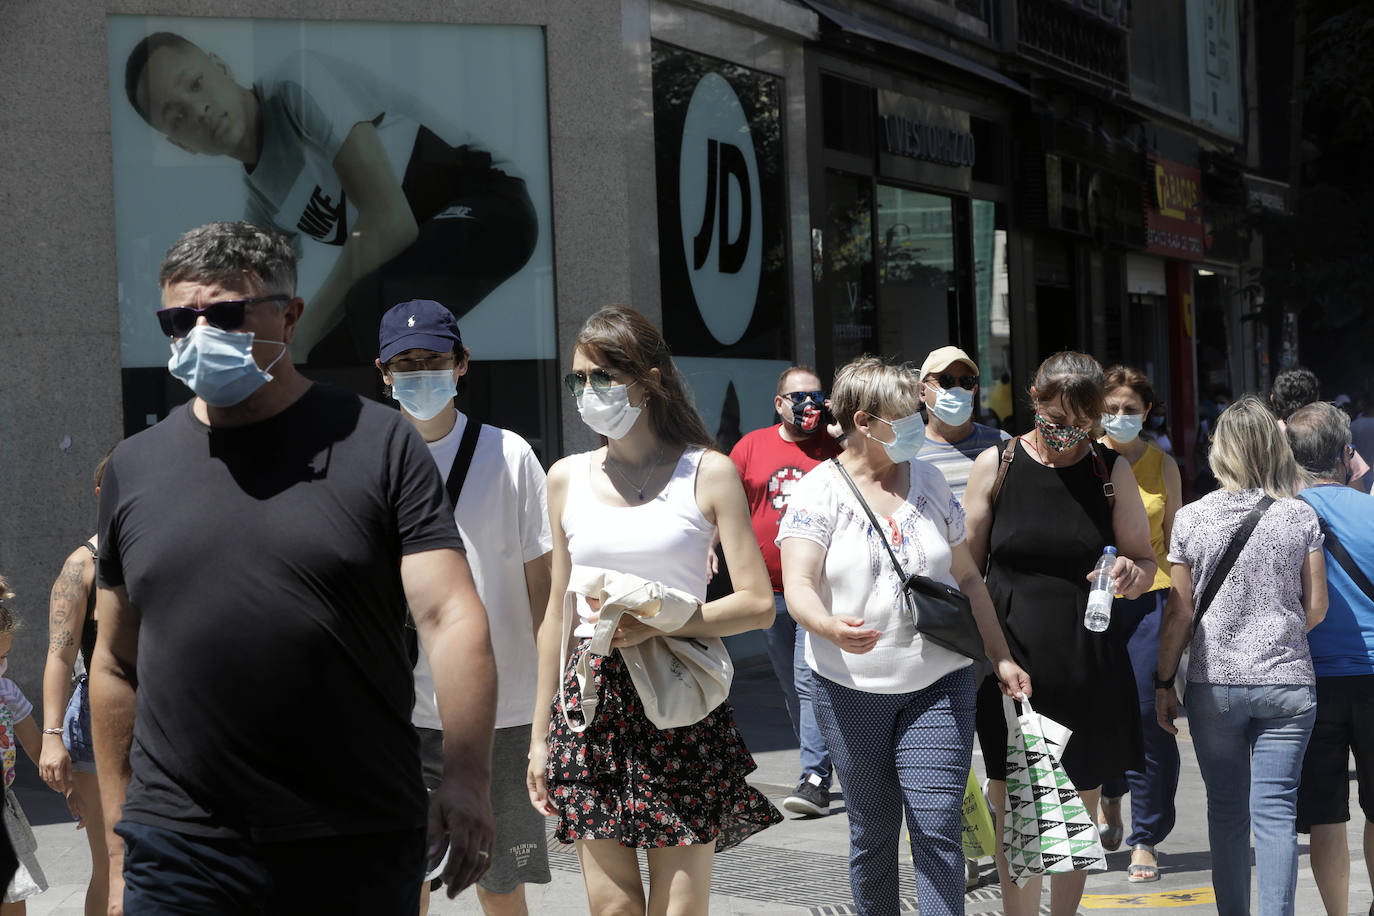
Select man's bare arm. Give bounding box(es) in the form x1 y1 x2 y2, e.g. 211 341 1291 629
89 584 139 916
403 547 497 898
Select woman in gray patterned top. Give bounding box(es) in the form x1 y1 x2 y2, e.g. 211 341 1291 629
1155 396 1328 916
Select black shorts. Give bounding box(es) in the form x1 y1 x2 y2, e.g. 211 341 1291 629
1296 674 1374 832
118 820 425 915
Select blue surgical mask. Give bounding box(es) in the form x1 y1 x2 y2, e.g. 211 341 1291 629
390 370 457 421
870 412 926 463
168 325 286 407
1100 413 1144 443
926 382 974 427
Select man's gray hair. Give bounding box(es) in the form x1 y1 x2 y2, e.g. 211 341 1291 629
1285 400 1350 481
159 221 297 296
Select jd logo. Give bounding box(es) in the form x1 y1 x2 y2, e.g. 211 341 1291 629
679 72 762 346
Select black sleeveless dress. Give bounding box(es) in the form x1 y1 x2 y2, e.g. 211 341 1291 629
974 439 1143 789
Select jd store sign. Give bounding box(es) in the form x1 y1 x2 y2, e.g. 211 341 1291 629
678 72 763 345
652 43 791 442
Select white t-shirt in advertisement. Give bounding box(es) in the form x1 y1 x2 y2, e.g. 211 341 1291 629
412 410 552 729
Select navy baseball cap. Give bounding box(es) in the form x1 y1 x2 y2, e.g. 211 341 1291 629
378 300 463 363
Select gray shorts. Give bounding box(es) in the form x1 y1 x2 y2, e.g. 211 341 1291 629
417 725 551 895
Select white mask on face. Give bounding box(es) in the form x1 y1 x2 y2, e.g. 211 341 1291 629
870 412 926 463
1100 413 1144 443
576 384 642 439
926 382 975 427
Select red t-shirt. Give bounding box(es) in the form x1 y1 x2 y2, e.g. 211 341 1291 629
730 424 842 591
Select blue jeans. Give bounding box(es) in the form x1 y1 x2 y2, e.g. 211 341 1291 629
1100 590 1180 846
765 593 831 788
1188 682 1317 916
814 666 975 916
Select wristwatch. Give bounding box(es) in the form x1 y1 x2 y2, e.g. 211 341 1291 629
1153 670 1175 690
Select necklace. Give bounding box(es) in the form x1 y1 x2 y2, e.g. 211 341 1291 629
604 448 662 501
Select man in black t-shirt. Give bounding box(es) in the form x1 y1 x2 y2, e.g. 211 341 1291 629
91 221 498 914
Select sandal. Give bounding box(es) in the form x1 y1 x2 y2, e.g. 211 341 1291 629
1128 843 1160 882
1098 796 1123 851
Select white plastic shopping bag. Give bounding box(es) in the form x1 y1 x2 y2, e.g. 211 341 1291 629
1001 695 1106 885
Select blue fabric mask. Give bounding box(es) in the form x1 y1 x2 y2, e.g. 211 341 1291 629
390 370 458 421
167 325 285 407
1100 413 1144 443
871 412 926 463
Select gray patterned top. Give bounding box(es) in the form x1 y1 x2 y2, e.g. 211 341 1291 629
1168 488 1323 686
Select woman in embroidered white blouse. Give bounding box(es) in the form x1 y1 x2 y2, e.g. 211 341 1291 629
779 356 1029 916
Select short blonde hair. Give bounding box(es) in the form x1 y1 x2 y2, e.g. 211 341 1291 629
830 356 921 434
1207 395 1298 499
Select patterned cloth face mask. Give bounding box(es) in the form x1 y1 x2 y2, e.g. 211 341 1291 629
1035 412 1091 452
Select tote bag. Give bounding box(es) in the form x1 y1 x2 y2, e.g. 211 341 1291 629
1002 696 1106 885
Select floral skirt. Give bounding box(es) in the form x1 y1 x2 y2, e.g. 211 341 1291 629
546 642 781 850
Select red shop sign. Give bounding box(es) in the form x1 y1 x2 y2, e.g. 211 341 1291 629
1144 157 1205 261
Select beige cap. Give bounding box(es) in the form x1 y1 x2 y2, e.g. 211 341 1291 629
919 345 978 381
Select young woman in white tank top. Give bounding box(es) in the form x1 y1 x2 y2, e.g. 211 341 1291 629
525 305 780 914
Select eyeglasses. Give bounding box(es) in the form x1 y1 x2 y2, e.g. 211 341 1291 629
387 354 455 373
931 373 977 391
155 294 289 338
563 369 621 396
783 390 825 404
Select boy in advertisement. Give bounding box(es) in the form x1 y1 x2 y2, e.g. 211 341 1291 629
123 31 538 367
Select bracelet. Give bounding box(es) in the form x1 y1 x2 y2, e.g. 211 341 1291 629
42 728 63 736
1152 670 1175 691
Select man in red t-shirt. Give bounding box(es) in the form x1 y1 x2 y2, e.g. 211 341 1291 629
730 366 841 817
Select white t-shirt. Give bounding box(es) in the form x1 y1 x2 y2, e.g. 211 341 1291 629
777 459 971 693
412 411 552 729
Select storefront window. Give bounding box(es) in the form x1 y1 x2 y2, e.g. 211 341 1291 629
875 185 956 363
820 170 875 368
972 200 1012 424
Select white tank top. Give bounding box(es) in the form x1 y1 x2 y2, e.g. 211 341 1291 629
563 447 715 634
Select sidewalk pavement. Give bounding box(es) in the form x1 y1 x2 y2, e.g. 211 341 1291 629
18 660 1370 914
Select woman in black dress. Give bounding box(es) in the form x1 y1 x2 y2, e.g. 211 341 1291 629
963 351 1157 916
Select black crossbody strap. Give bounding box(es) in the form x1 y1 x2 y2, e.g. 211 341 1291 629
831 458 909 582
1191 495 1275 633
1317 517 1374 604
445 418 483 511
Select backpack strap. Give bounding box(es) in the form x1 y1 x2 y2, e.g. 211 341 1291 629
990 439 1017 509
445 418 484 511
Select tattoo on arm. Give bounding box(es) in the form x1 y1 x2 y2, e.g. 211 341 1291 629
48 556 88 650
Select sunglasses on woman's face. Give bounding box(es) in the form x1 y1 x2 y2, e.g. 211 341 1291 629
563 368 620 396
155 294 289 338
932 373 977 391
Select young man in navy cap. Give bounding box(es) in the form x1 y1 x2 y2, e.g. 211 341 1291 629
377 300 553 916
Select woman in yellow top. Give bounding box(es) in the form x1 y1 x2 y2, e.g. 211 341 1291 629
1095 365 1182 883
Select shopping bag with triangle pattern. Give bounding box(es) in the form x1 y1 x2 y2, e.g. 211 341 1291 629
1001 694 1106 885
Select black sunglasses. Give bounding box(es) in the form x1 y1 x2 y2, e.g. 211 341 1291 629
156 294 289 338
563 369 620 396
932 373 977 391
783 390 825 404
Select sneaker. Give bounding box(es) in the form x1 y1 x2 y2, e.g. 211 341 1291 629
965 858 981 889
782 774 829 817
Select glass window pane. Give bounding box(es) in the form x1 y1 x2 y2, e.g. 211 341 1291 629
820 170 875 369
973 200 1012 425
875 185 955 363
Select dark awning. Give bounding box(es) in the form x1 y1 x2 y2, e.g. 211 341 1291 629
800 0 1030 97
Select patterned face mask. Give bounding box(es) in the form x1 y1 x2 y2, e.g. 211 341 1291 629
1035 412 1091 452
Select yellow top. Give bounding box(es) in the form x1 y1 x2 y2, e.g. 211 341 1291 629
1130 442 1173 592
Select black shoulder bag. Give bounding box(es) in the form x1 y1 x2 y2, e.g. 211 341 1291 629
831 459 986 660
1190 495 1275 634
406 418 484 666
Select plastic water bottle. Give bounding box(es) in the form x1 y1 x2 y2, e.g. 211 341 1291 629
1084 546 1117 632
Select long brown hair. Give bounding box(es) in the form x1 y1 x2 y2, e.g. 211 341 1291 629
1103 365 1155 411
575 305 714 449
1031 351 1106 421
